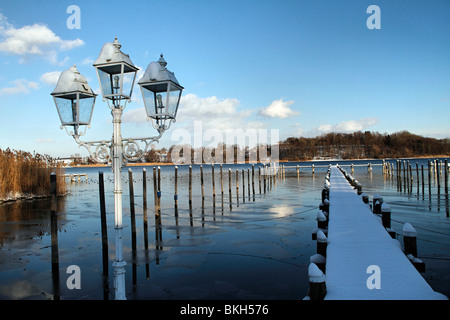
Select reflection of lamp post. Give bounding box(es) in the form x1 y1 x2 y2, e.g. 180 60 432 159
51 37 183 300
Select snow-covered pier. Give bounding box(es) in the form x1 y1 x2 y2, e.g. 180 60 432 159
308 165 447 300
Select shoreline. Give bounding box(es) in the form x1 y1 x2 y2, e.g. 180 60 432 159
69 155 450 169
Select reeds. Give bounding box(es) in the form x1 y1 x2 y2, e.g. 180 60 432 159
0 148 66 201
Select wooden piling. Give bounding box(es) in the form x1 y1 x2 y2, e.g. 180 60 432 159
308 263 327 300
189 165 192 205
445 159 448 194
220 164 224 196
50 172 60 300
99 171 108 259
143 168 147 208
174 166 178 205
421 164 425 196
229 168 232 205
242 169 245 201
157 166 161 192
153 167 157 206
403 223 417 257
200 165 205 200
128 169 137 254
317 229 327 257
212 165 216 206
436 159 441 191
259 166 262 194
428 160 432 196
236 169 239 202
252 164 255 197
263 164 266 193
247 168 250 200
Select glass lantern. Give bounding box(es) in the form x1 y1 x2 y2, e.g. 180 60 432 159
138 54 183 130
93 37 138 108
51 65 96 136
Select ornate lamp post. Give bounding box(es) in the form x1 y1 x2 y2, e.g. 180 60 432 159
51 37 183 300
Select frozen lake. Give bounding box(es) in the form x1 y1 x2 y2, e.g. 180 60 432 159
0 159 448 300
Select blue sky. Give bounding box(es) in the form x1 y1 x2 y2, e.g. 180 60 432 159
0 0 449 158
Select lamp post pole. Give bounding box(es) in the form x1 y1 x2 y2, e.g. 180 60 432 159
111 107 126 300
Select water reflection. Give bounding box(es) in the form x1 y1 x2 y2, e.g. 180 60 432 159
267 204 294 218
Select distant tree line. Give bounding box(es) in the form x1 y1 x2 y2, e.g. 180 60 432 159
139 130 449 163
279 131 450 160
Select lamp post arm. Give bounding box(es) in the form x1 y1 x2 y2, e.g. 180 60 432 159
70 128 165 165
121 129 165 163
72 134 113 164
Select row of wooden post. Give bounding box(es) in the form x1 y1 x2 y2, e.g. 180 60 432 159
383 159 449 195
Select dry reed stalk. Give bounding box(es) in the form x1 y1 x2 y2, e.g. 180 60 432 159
0 148 66 201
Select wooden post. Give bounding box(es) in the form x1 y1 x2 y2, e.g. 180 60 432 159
373 194 383 214
189 165 192 205
308 263 326 300
263 164 266 193
258 166 262 194
50 172 60 300
316 230 327 257
445 159 448 195
428 160 432 196
403 223 417 257
421 164 425 196
252 164 255 198
174 166 178 205
200 165 204 200
153 167 157 206
236 169 239 204
242 169 245 201
157 166 161 193
416 162 419 193
317 210 327 230
142 168 149 279
99 171 107 251
247 168 250 200
212 164 216 206
436 159 441 191
128 169 137 255
381 203 391 228
297 165 300 179
229 168 232 205
220 164 224 196
143 168 147 208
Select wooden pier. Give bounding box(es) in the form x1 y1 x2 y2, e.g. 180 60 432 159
63 173 88 182
308 165 447 300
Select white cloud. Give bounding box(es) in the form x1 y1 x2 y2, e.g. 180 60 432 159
259 99 299 119
0 13 84 64
40 71 61 86
307 117 379 137
122 93 265 134
0 79 39 95
122 108 147 124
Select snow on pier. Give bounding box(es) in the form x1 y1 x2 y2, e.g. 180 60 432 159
322 166 446 300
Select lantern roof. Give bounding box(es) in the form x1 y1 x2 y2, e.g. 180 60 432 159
93 37 135 67
51 65 95 96
138 54 182 87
